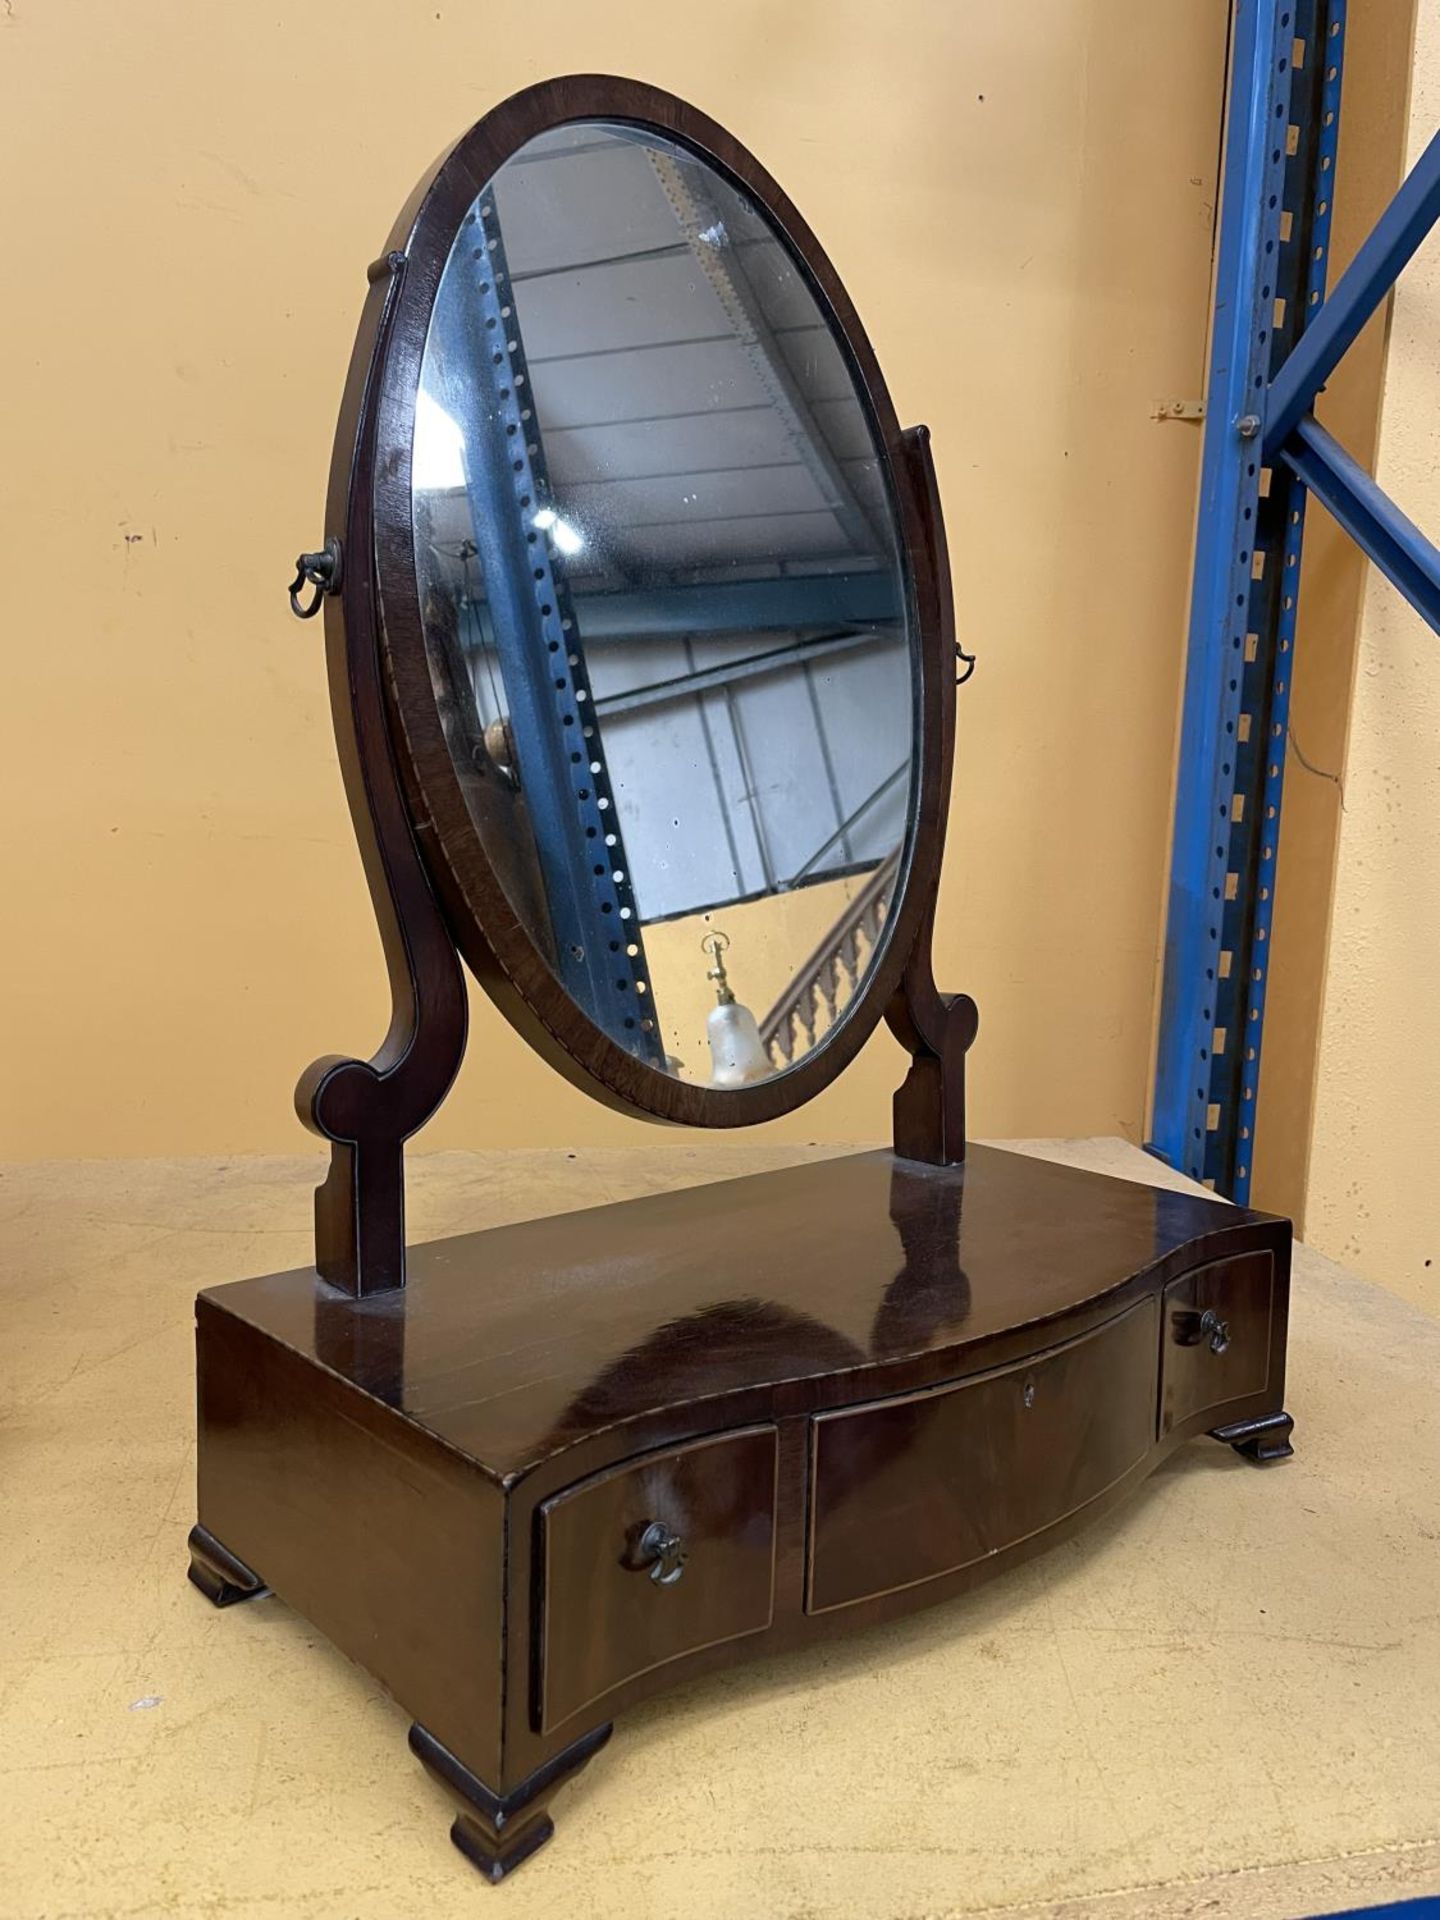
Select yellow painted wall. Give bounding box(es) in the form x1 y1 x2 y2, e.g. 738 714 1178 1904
0 2 1304 1157
1306 22 1439 1308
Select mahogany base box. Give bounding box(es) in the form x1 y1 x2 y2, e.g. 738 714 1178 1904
190 1143 1292 1880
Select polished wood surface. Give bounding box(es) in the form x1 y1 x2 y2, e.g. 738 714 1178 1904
1160 1251 1279 1435
807 1299 1158 1614
1211 1407 1296 1462
409 1720 613 1884
881 428 976 1171
195 1297 506 1779
194 1144 1293 1876
539 1426 779 1734
293 242 469 1297
200 1145 1282 1479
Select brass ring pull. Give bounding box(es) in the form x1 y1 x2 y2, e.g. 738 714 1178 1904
1200 1308 1232 1355
636 1520 687 1587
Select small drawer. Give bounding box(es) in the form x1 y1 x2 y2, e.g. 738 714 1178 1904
1159 1252 1275 1435
536 1425 778 1733
806 1300 1158 1614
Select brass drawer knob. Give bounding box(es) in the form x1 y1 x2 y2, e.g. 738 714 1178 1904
636 1520 687 1587
1200 1308 1232 1355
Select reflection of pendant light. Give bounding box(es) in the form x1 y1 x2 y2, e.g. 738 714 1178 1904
702 931 771 1087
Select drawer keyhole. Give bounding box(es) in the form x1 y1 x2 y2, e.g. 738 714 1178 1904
636 1519 687 1587
1200 1309 1232 1355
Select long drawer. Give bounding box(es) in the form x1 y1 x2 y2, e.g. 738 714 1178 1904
806 1299 1158 1614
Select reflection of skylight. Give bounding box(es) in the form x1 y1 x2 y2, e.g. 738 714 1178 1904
413 390 466 489
533 505 585 555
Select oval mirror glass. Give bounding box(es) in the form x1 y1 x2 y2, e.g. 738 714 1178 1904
409 121 914 1087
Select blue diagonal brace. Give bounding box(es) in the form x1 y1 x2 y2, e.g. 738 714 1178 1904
1282 415 1440 632
1265 127 1440 454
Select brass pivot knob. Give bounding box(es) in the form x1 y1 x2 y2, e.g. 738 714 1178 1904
636 1520 686 1587
1200 1308 1232 1355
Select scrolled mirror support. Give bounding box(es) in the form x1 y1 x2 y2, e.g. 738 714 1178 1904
295 252 469 1296
887 907 979 1166
882 423 978 1166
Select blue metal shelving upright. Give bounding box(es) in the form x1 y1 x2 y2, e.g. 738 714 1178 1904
1152 0 1440 1200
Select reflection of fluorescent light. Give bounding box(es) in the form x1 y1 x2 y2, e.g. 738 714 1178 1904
412 400 586 563
533 506 585 555
413 390 466 488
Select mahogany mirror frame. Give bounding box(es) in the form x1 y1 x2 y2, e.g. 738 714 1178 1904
294 76 977 1294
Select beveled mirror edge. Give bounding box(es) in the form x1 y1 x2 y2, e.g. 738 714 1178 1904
370 75 960 1129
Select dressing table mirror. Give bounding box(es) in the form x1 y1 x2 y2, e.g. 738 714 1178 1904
190 76 1295 1884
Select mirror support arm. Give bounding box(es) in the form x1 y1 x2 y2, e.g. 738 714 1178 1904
887 913 979 1165
885 425 978 1165
294 253 470 1296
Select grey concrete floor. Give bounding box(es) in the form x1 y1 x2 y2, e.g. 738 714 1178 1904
3 1139 1438 1919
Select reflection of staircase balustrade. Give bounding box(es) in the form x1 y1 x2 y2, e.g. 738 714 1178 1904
758 849 900 1066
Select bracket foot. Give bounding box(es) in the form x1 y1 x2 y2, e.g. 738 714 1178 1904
1211 1409 1295 1463
409 1721 612 1883
186 1524 270 1607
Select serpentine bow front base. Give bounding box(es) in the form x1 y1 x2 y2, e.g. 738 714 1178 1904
188 1145 1292 1880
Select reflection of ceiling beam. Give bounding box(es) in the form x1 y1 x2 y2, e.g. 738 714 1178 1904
787 764 908 888
567 570 901 638
646 149 886 557
592 627 895 717
509 233 786 287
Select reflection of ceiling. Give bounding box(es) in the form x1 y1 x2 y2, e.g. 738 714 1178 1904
420 123 897 599
409 123 912 1074
413 123 913 928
